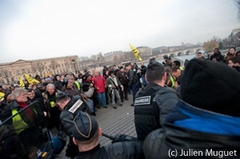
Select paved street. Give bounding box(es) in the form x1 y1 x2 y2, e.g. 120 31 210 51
58 95 136 158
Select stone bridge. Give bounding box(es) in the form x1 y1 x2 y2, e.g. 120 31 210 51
156 47 203 59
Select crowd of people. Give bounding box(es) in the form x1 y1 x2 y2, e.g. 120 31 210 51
0 46 240 159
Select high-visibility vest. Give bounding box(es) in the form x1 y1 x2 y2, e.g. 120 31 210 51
75 81 81 90
170 76 175 88
12 109 28 134
179 66 184 71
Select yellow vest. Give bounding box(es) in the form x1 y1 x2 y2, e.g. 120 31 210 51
170 76 175 88
12 109 28 134
75 81 81 90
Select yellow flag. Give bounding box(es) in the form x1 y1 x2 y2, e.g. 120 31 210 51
24 73 40 85
0 92 5 101
19 77 25 87
129 43 142 61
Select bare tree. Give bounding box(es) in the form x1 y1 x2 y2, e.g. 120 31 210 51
236 0 240 21
203 37 220 53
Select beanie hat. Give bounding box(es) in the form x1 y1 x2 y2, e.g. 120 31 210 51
180 59 240 117
72 111 98 141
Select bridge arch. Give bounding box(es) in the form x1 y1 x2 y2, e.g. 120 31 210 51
177 52 183 56
196 49 201 53
186 50 191 55
170 53 174 57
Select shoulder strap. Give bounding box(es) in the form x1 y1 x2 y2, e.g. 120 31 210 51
109 78 119 90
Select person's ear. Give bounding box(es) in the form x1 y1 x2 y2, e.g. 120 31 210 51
72 137 77 145
145 74 148 82
163 72 169 83
98 127 102 136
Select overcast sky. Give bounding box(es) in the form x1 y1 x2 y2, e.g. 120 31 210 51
0 0 239 63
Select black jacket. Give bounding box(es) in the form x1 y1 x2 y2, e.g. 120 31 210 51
134 83 179 140
75 141 144 159
155 86 179 125
60 95 84 136
143 101 240 159
210 52 224 62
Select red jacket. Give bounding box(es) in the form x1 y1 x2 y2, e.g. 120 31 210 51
92 75 106 93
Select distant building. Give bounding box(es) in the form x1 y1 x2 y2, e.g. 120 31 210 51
0 55 79 84
103 51 125 66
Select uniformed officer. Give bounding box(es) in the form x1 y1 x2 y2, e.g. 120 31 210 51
56 92 89 158
72 111 144 159
134 58 179 141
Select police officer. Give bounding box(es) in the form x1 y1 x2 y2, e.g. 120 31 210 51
56 92 89 158
72 111 144 159
134 58 179 141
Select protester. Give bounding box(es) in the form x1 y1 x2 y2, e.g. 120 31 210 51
0 88 46 158
116 66 129 102
162 55 169 66
62 74 80 96
228 56 240 72
42 83 61 129
172 60 183 70
106 70 123 109
224 47 236 64
0 88 31 121
53 74 63 91
128 63 141 106
210 48 224 62
197 52 205 60
92 71 107 108
140 62 147 87
143 59 240 159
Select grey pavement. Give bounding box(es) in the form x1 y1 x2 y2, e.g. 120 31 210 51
57 95 136 159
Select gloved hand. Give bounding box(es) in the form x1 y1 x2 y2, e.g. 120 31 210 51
111 134 138 143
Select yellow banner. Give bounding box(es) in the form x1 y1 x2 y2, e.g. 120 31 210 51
0 92 5 100
24 74 40 85
129 43 142 61
19 77 25 87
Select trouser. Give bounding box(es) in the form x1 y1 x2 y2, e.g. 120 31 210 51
141 76 147 87
97 92 107 107
120 83 128 100
110 89 121 105
132 81 140 103
105 87 109 104
90 91 99 108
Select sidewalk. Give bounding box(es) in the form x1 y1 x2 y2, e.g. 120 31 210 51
96 96 136 146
